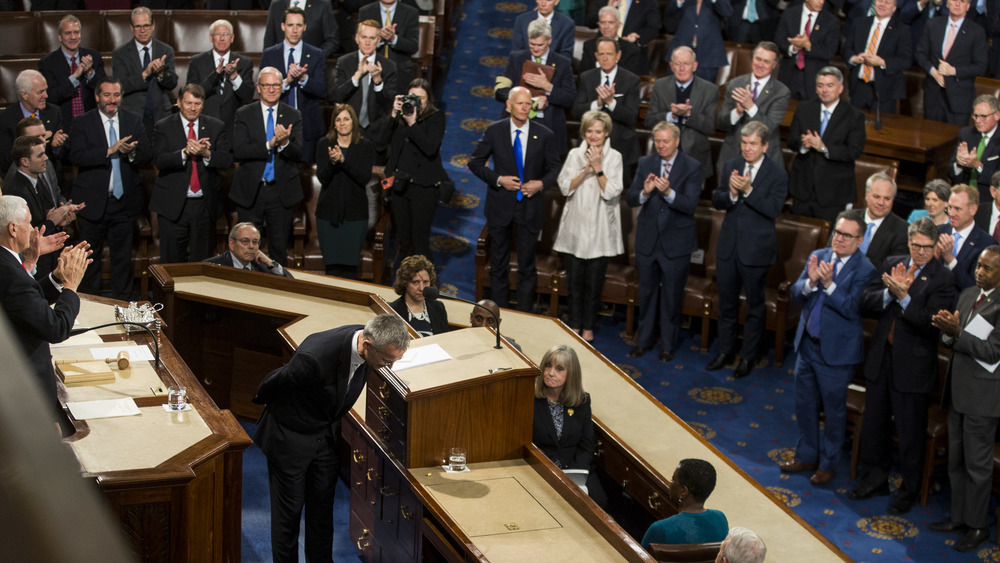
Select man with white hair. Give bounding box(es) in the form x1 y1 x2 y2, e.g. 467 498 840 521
186 19 255 138
0 70 64 173
716 527 767 563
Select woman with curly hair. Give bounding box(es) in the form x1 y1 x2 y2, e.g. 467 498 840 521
389 254 449 336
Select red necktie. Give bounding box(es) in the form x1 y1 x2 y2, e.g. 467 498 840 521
69 56 85 117
188 122 201 194
796 13 812 70
992 216 1000 243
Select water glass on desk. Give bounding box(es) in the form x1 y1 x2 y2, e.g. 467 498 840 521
167 386 187 410
449 447 467 471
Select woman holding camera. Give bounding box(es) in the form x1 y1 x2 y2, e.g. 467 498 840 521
315 104 375 278
386 78 449 262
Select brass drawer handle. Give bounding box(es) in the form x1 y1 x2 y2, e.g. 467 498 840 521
401 505 414 520
378 382 389 399
355 529 371 551
648 491 662 510
367 468 379 482
380 485 398 497
352 449 365 463
379 406 391 421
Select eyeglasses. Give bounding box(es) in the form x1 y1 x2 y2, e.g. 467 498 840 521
973 113 998 120
132 23 153 30
259 83 282 89
211 32 233 38
234 237 260 246
832 229 862 240
364 344 395 370
910 242 935 251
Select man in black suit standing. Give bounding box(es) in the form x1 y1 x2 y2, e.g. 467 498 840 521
842 0 913 113
0 70 64 175
38 15 105 130
204 222 294 277
625 122 703 362
915 0 987 124
67 76 151 300
585 0 661 74
330 19 398 153
787 66 867 224
974 171 1000 240
150 84 232 264
857 172 911 267
111 7 178 139
263 0 339 58
186 19 255 139
937 184 996 290
359 0 420 91
252 313 409 563
775 0 841 100
949 95 1000 200
571 37 640 168
850 217 957 514
579 6 647 75
708 121 788 378
468 86 562 311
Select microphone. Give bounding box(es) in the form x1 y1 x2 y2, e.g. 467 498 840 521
68 322 161 369
421 287 503 349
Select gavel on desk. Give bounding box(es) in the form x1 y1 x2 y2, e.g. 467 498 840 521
55 351 130 370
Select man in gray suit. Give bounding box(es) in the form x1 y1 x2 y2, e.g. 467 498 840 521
646 46 719 182
929 245 1000 553
716 41 789 170
111 7 177 137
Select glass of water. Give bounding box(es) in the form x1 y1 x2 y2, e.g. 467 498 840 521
449 447 467 471
167 386 187 410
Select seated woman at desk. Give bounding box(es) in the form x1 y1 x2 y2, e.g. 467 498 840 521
641 459 728 550
390 255 449 336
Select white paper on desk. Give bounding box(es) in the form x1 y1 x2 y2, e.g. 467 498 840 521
965 315 1000 372
89 345 154 362
66 398 141 420
392 343 452 371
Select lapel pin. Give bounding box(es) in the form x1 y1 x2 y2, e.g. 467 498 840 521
814 26 820 31
532 135 537 139
920 276 928 281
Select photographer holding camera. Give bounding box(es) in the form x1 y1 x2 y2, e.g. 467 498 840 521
385 78 449 261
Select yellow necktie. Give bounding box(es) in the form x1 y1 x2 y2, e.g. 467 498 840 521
384 8 392 58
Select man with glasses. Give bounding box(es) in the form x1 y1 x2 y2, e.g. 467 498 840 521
779 210 876 486
949 95 1000 202
111 7 177 138
205 222 293 277
186 19 254 139
252 313 410 563
848 217 957 514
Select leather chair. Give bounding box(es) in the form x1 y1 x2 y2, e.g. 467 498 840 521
572 25 597 73
0 59 41 105
232 12 269 57
0 14 40 59
648 542 722 563
417 15 436 83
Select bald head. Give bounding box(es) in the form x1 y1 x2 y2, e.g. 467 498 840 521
471 299 501 329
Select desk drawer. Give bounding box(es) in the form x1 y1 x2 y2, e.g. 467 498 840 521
595 433 674 520
369 370 408 420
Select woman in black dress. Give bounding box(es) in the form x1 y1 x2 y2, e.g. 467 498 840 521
389 254 449 336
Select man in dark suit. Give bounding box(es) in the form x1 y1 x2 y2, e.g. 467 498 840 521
585 1 661 74
625 122 703 362
974 170 1000 240
664 0 732 82
842 0 913 113
512 0 576 60
230 67 304 268
787 66 867 224
708 121 788 378
915 0 987 124
579 7 646 75
252 313 409 563
857 172 911 267
38 15 106 130
728 0 782 45
929 246 1000 552
359 0 420 91
111 7 178 138
848 217 957 514
185 19 255 139
263 0 339 58
0 195 89 436
260 6 327 164
716 41 790 170
775 0 841 100
949 95 1000 200
468 86 562 311
150 84 232 265
779 211 877 486
0 70 64 175
330 19 398 153
204 222 294 277
67 76 151 300
937 184 995 290
571 37 640 168
645 47 719 182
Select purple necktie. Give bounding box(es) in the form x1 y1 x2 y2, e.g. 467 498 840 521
752 80 759 102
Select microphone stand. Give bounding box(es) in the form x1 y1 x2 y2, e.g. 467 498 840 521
68 322 161 369
872 80 882 131
421 287 503 349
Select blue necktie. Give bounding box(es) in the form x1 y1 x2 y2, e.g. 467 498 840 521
287 47 297 109
859 221 875 254
820 109 830 137
953 231 962 257
807 257 840 338
263 108 275 183
747 0 758 22
513 130 524 202
108 119 123 199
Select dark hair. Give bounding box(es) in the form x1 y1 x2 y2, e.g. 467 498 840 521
835 209 865 237
180 83 206 100
393 255 436 295
15 117 43 138
595 35 620 53
408 78 438 117
676 459 717 503
96 75 122 92
11 135 43 166
283 6 306 23
325 104 361 144
755 41 781 61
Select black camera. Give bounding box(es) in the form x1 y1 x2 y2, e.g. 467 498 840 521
399 93 421 116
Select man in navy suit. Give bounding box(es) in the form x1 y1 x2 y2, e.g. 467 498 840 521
185 19 255 139
359 0 420 92
779 210 877 486
512 0 576 60
67 76 151 300
263 0 339 57
936 184 996 290
0 70 64 175
260 6 327 164
708 121 788 379
663 0 732 82
38 15 105 131
625 122 703 362
571 37 641 167
468 86 562 311
775 0 841 100
915 0 987 124
949 95 1000 201
252 314 409 563
842 0 913 113
111 7 178 139
585 0 662 74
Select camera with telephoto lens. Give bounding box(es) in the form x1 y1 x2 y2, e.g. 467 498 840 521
399 93 421 116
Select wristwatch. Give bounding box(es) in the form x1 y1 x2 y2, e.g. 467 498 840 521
596 171 605 177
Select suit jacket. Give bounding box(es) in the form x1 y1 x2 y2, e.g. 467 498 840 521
842 16 912 103
385 108 448 185
38 47 106 129
585 0 662 46
533 395 594 470
185 50 255 130
511 10 575 61
571 66 640 166
864 210 910 267
940 222 995 290
578 37 644 76
3 172 58 236
112 38 178 124
498 49 576 154
358 1 420 84
467 118 561 233
3 158 63 217
251 325 365 459
204 250 295 277
716 73 789 167
975 201 1000 240
0 102 62 174
390 296 449 335
330 52 398 146
713 156 788 266
948 125 1000 201
791 247 877 364
915 16 987 114
775 6 841 97
263 0 339 58
67 108 151 220
316 136 375 225
645 75 719 178
664 0 733 68
947 285 1000 416
863 255 956 392
261 42 327 144
787 99 867 209
626 150 703 258
150 114 233 223
230 102 304 209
